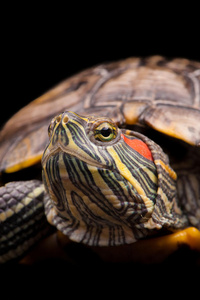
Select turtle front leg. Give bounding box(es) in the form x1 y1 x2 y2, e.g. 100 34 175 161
0 180 52 263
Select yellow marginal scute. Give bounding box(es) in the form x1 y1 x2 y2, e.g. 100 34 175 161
5 153 43 173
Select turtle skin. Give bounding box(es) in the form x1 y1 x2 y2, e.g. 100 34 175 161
0 56 200 264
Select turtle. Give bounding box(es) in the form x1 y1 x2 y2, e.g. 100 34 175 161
0 55 200 264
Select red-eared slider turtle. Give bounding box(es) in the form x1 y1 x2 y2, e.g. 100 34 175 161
0 56 200 264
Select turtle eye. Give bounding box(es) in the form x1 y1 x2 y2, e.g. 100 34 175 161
94 122 117 142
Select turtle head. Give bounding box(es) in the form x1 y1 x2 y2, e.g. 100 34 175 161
42 111 186 246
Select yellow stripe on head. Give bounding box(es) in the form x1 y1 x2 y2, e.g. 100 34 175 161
154 159 177 180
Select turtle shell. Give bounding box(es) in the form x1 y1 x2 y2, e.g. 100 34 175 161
0 55 200 173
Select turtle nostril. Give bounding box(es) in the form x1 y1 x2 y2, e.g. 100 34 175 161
63 115 69 124
56 115 62 123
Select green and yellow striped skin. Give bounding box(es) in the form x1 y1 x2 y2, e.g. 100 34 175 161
42 112 186 246
0 181 51 263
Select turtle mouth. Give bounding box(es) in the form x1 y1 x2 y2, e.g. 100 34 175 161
42 144 109 170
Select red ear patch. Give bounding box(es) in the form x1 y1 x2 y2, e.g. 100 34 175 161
121 134 153 161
